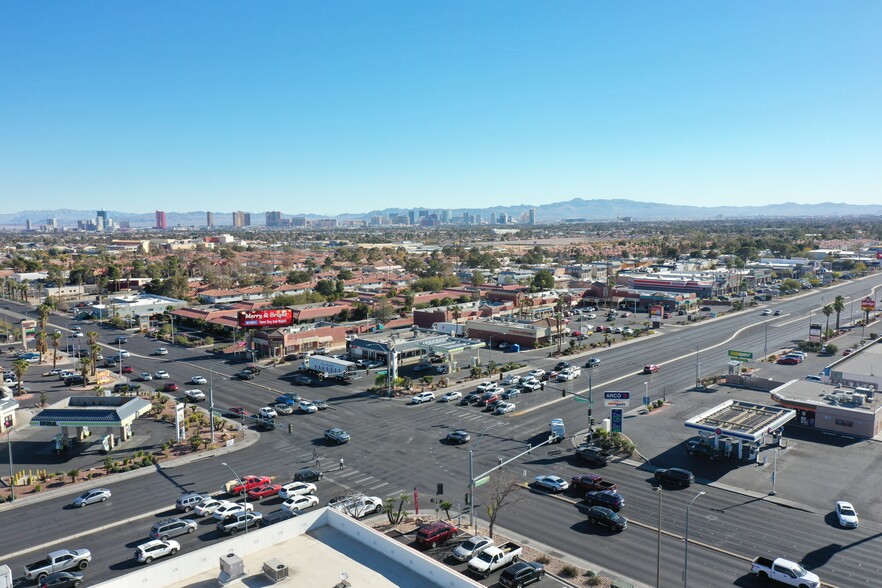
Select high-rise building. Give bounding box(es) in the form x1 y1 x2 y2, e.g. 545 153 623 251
528 208 536 225
25 219 32 231
155 210 167 230
97 210 109 230
206 211 214 227
232 211 245 228
266 211 283 227
291 216 306 227
408 210 416 225
441 210 450 223
243 213 251 226
489 213 497 225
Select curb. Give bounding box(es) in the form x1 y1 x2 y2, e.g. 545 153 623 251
0 421 261 511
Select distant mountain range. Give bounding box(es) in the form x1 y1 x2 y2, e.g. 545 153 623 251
2 199 881 228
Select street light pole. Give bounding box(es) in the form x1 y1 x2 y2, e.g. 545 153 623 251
683 491 706 588
7 429 14 502
694 347 700 389
221 462 249 533
655 486 663 587
769 448 779 496
208 367 215 443
469 423 503 531
764 319 768 359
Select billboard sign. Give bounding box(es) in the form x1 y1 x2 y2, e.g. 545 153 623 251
728 350 753 361
604 391 630 408
809 322 822 343
237 308 294 328
649 305 664 320
861 297 876 312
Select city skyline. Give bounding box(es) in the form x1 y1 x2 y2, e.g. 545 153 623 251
2 2 881 212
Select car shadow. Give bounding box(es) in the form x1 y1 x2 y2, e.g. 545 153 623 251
569 519 619 536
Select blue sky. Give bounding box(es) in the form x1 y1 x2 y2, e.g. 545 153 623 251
2 1 881 215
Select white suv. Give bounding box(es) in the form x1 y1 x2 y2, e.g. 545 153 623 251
476 381 499 393
411 392 435 404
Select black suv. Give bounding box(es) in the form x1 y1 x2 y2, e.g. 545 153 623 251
686 439 722 460
499 561 545 588
576 445 612 466
459 392 480 406
586 506 627 531
654 467 695 487
553 361 570 371
584 490 625 511
293 468 323 482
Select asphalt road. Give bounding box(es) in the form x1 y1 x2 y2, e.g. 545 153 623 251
3 275 882 587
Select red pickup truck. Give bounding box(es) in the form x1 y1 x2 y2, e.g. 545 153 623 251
570 473 617 492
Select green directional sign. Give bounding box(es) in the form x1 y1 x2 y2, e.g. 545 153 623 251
475 476 490 487
728 350 753 360
375 370 388 375
573 396 589 403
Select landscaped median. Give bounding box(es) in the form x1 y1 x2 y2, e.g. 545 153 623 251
373 514 614 587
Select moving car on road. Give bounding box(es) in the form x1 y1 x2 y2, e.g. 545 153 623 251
184 389 206 402
642 364 660 374
282 494 319 512
190 376 207 384
446 430 470 444
836 501 859 528
72 488 111 507
279 482 316 499
585 506 627 531
532 475 569 493
134 539 179 564
439 391 462 402
654 467 694 487
154 370 170 379
324 427 351 444
411 391 435 404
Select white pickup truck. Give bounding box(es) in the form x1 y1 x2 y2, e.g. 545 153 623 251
467 541 522 578
750 557 820 588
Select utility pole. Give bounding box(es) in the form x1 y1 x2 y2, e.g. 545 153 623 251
209 367 215 443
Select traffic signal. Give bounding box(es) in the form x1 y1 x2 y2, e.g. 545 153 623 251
287 424 293 434
436 483 443 495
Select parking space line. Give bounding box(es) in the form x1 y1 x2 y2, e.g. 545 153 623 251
369 481 390 491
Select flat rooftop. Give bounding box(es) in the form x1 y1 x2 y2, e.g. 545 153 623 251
772 380 882 413
829 340 882 376
94 509 481 588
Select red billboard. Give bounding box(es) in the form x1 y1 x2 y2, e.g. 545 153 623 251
861 297 876 312
237 308 293 328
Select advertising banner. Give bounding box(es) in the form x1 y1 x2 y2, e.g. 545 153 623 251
860 297 876 312
603 391 630 408
237 308 294 328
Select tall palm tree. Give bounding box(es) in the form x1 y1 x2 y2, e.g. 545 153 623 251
833 295 846 332
35 331 48 364
50 330 63 369
37 304 52 330
86 331 99 376
822 304 834 341
12 358 29 395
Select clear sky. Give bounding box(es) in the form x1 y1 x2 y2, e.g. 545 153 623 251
2 1 881 215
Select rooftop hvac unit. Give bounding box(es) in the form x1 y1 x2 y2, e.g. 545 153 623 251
853 393 866 406
218 553 245 585
262 559 289 583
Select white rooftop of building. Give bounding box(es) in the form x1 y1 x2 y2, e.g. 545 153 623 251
94 508 481 588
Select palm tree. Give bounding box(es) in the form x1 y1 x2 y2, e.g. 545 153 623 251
37 304 51 330
822 304 834 341
12 358 29 395
79 356 92 381
50 330 63 369
833 295 846 332
85 331 99 375
35 331 48 364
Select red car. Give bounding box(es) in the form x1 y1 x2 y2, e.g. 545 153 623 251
230 475 273 495
570 331 582 337
843 349 854 356
777 357 800 365
162 383 179 392
595 325 611 333
246 483 282 500
643 364 660 374
228 406 248 417
121 365 134 374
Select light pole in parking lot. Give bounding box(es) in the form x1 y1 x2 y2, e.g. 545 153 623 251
683 490 705 588
468 422 503 531
769 448 779 496
221 462 249 534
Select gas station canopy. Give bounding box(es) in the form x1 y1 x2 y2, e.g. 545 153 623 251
685 400 795 442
